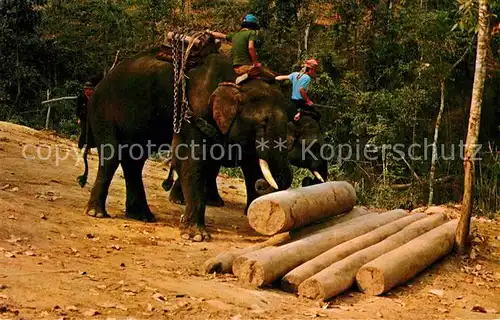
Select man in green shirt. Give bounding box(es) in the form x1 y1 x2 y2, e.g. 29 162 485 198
207 14 274 84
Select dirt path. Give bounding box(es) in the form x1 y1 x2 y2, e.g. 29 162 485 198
0 121 499 320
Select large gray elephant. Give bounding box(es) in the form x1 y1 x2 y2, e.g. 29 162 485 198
79 42 300 241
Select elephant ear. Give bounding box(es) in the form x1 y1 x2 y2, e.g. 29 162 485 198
209 83 242 135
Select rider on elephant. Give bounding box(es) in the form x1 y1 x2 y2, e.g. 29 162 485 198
275 58 320 122
206 14 275 84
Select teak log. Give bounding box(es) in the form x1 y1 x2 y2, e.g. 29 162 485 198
298 213 446 300
203 232 290 274
247 181 357 235
356 219 458 295
290 206 370 240
232 246 275 277
281 213 426 292
238 209 408 286
204 207 369 274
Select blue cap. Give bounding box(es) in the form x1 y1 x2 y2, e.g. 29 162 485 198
243 14 259 24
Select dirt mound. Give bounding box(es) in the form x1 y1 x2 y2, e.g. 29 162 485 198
0 121 499 319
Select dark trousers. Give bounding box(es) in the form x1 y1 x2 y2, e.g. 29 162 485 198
290 99 321 122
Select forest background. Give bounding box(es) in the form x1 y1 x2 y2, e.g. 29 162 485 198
0 0 498 216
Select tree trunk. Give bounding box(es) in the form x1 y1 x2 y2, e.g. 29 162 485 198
429 80 446 205
456 0 488 254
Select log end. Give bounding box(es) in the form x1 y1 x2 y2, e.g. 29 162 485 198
238 260 266 287
298 278 326 301
356 266 385 295
248 200 288 235
280 274 302 293
232 256 246 277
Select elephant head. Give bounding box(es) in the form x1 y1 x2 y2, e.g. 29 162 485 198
209 80 293 193
287 114 328 186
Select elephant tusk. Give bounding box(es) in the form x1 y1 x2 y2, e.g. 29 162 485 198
259 159 279 190
313 171 325 182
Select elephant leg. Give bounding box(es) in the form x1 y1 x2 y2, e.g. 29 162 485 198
204 162 224 207
176 127 211 242
121 154 156 222
168 178 185 205
85 143 119 219
179 157 210 242
241 157 262 215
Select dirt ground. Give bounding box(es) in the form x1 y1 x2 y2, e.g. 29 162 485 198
0 121 499 320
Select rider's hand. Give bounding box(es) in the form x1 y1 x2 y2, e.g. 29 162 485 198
294 112 301 121
306 100 314 107
77 119 81 125
253 62 262 68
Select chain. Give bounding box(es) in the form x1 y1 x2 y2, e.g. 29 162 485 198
172 33 181 134
180 36 192 125
171 31 206 133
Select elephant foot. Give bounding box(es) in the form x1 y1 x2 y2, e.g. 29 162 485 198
85 207 110 219
125 210 156 222
180 224 211 242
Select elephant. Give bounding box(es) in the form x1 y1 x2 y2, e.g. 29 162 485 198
78 44 296 241
287 111 329 187
167 110 329 206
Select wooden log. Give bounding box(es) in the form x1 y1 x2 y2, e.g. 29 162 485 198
356 219 458 295
238 209 408 286
281 213 427 292
298 213 446 301
290 206 370 240
233 246 275 277
204 206 369 274
203 232 291 274
247 181 357 235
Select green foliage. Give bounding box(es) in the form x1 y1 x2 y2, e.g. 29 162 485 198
0 0 52 118
219 167 244 179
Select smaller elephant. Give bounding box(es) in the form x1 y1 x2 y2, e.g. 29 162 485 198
287 113 328 186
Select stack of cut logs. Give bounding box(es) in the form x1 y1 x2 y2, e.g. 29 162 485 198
204 181 458 300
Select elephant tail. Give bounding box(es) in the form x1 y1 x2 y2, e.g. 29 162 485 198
162 155 177 192
77 145 89 188
162 165 175 192
77 112 92 188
